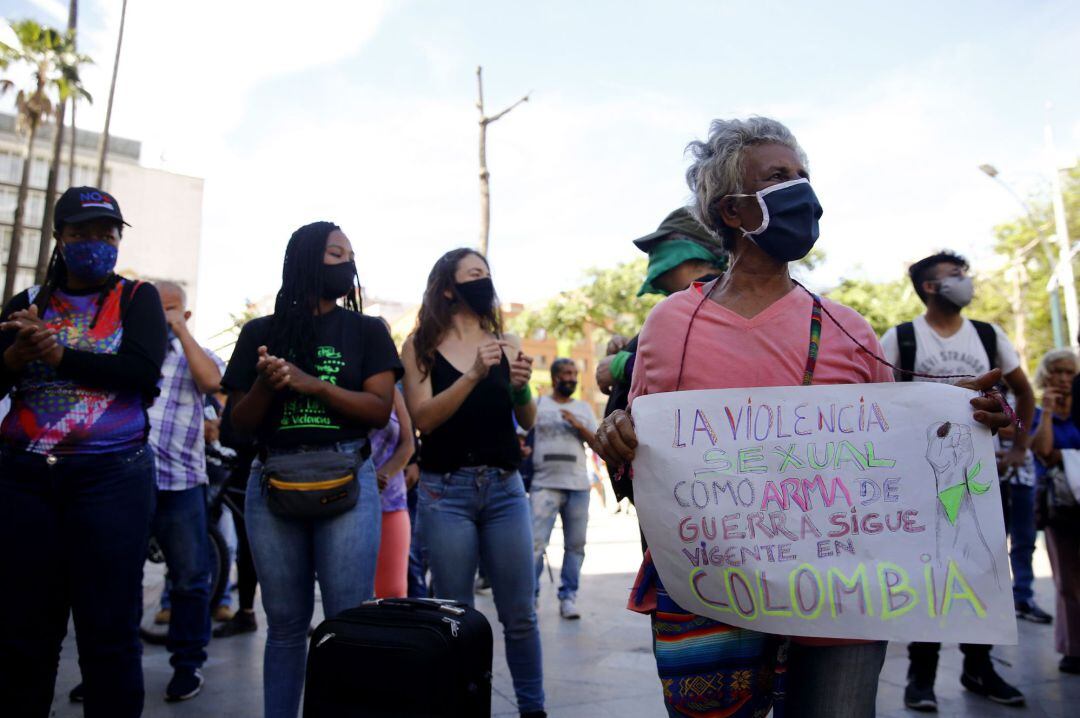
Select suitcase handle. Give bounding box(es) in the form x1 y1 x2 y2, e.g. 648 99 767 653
362 598 467 617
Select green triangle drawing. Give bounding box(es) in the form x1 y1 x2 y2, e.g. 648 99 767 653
938 483 966 525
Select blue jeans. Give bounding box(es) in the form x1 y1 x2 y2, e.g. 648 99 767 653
1005 483 1037 604
406 483 429 598
419 468 544 713
160 506 238 610
781 641 887 717
152 485 211 670
531 487 590 600
245 441 381 718
0 445 155 718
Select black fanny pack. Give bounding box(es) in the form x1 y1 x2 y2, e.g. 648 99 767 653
261 450 360 519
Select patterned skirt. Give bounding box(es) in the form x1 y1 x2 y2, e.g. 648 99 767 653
652 588 787 718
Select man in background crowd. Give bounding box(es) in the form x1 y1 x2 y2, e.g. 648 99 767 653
881 251 1035 711
531 358 600 619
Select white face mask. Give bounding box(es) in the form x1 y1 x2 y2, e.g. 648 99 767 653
937 276 974 308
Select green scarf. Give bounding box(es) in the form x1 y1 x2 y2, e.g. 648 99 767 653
638 239 722 297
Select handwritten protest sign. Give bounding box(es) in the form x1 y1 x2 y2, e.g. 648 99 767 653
631 383 1017 644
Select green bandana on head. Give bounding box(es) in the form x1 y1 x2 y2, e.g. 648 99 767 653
638 238 723 297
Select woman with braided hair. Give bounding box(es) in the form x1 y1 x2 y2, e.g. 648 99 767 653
0 186 167 716
225 221 402 718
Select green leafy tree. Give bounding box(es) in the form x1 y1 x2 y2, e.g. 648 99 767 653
825 276 924 337
514 247 827 344
512 258 662 344
1 18 91 302
957 166 1080 371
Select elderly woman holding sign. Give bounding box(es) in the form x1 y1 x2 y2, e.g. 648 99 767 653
595 117 1012 718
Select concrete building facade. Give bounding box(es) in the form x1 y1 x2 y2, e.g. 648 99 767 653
0 112 203 312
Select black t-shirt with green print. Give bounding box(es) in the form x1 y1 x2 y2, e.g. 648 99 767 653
223 309 403 448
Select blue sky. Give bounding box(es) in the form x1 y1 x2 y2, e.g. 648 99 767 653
7 0 1080 339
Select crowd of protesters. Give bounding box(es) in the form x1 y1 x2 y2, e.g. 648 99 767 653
0 115 1078 718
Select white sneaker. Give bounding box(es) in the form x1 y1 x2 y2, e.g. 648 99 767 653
559 598 581 620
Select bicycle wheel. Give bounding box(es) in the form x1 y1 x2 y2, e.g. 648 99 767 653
207 524 231 610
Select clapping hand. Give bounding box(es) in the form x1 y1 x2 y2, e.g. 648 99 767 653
1 305 62 369
465 341 504 382
256 346 290 391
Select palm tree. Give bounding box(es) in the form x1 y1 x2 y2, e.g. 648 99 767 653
38 2 88 283
0 19 91 302
68 0 78 188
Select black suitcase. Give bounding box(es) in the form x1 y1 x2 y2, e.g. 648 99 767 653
303 598 493 717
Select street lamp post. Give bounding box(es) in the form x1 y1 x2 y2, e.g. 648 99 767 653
978 164 1066 348
1046 118 1079 349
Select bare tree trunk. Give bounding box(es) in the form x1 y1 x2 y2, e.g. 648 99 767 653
477 68 490 257
5 122 40 302
474 66 528 259
68 99 77 185
67 0 79 188
37 106 65 283
97 0 127 187
36 1 79 283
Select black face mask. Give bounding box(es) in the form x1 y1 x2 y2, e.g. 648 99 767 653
455 277 495 316
322 260 357 300
555 380 577 398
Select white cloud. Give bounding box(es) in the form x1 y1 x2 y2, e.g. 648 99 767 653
70 1 394 177
26 0 66 22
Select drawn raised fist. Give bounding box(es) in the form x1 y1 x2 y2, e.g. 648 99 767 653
925 421 974 478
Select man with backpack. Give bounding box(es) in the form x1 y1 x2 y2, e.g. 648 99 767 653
881 250 1036 711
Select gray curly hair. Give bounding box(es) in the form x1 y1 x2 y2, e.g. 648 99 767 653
1034 348 1077 388
685 117 807 249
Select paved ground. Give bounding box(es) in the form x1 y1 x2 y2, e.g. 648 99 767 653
50 500 1080 717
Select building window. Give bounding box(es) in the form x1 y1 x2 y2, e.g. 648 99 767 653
55 161 101 188
0 225 42 267
29 156 49 189
0 150 20 183
0 187 15 222
0 189 46 230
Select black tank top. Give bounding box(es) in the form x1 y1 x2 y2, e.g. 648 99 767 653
419 350 522 473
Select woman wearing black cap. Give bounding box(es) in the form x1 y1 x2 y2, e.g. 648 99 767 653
0 186 168 717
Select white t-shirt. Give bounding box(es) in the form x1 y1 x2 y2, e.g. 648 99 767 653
879 315 1020 385
531 395 598 491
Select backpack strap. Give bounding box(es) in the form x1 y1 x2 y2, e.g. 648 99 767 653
896 322 916 382
971 320 999 372
119 278 143 319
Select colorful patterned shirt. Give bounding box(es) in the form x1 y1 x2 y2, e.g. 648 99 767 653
0 280 167 455
147 336 226 491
